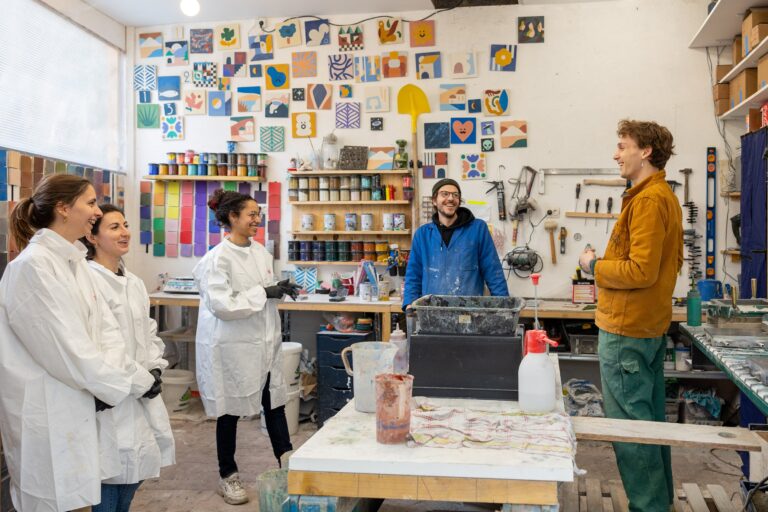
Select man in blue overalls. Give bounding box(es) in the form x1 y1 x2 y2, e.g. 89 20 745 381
403 178 509 310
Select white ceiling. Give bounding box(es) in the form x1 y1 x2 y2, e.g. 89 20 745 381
82 0 435 28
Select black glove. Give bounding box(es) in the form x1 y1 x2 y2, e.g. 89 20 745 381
143 369 163 399
95 397 114 412
265 285 285 299
277 279 302 300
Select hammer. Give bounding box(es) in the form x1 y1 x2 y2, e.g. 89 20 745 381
544 219 558 264
679 168 692 204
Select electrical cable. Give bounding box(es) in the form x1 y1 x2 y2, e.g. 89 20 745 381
742 472 768 511
259 0 464 33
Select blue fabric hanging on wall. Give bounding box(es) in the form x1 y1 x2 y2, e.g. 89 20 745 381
739 128 767 298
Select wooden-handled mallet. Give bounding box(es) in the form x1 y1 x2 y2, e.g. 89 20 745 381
544 220 558 264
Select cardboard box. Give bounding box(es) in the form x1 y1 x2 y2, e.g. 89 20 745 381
713 83 729 100
716 64 733 82
743 8 768 55
747 108 762 131
753 24 768 50
715 98 730 116
759 54 768 88
734 35 743 64
729 68 757 108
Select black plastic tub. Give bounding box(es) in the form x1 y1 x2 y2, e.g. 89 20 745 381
410 295 525 336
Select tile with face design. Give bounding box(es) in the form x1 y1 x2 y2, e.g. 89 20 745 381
450 117 476 145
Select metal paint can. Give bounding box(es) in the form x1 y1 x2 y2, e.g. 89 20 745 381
188 163 198 175
350 189 361 201
319 189 330 201
166 152 176 164
179 164 188 176
361 213 373 231
200 152 209 164
345 213 358 231
372 187 383 201
148 163 159 175
323 213 336 231
301 214 315 231
393 213 406 231
361 175 372 189
311 241 326 261
329 189 340 201
158 163 168 175
208 153 218 164
382 213 394 230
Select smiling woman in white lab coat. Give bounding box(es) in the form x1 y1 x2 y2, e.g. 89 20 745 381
194 189 300 506
83 204 176 512
0 175 156 512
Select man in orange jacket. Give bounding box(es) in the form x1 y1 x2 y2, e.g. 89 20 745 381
579 120 683 512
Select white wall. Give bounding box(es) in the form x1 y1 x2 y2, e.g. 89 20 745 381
128 0 740 300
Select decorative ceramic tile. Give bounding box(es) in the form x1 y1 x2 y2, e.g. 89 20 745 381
138 90 151 103
415 52 442 79
164 40 188 66
229 116 256 142
370 117 383 130
236 86 261 112
481 138 495 152
439 84 466 112
354 55 381 83
249 64 263 78
264 92 290 118
208 91 232 116
138 32 163 58
292 112 316 138
409 20 435 47
216 24 241 50
338 24 364 51
192 62 217 88
218 77 231 91
364 85 389 112
260 126 285 152
292 51 317 78
450 117 476 144
490 44 517 72
481 121 495 136
382 51 408 78
133 65 157 91
157 76 180 100
518 16 544 43
275 20 303 49
137 104 160 129
292 88 305 101
249 34 273 61
328 54 354 81
468 99 481 113
339 84 353 98
367 147 395 170
424 122 450 149
163 103 177 116
483 89 509 116
448 51 477 78
190 28 214 54
222 51 248 77
335 102 361 129
182 89 206 114
461 153 486 180
378 18 404 45
305 18 331 46
307 84 332 110
500 120 528 148
161 115 184 140
423 151 448 179
265 64 290 90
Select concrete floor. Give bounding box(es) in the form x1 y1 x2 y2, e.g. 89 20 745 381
131 400 745 511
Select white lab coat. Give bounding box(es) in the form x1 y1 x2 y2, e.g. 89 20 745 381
88 260 176 484
0 229 155 512
193 238 287 418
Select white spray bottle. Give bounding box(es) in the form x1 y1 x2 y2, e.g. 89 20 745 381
519 273 559 413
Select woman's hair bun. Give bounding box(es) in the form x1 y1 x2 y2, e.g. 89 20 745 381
207 188 225 211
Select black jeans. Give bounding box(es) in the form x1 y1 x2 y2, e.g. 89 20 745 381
216 373 293 478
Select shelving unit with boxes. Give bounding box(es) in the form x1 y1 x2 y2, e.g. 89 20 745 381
287 170 414 265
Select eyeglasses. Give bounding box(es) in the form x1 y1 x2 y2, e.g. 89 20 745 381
438 191 460 199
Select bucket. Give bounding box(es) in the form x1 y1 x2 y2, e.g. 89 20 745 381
375 373 413 444
256 468 288 512
161 369 195 412
341 342 398 412
282 342 303 391
697 279 723 302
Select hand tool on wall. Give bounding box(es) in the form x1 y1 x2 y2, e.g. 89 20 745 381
559 227 567 255
605 197 613 234
544 220 558 264
594 198 600 226
752 278 758 299
666 180 682 193
397 84 430 230
583 178 629 187
584 199 590 225
575 183 581 211
485 180 507 221
680 168 692 205
537 168 619 195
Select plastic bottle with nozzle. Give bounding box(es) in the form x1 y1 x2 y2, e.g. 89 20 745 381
389 327 409 374
519 330 559 413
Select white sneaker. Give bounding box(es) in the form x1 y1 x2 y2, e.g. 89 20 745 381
217 472 249 505
279 449 294 469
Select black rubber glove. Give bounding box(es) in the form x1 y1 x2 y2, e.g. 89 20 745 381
277 279 301 300
143 368 163 399
264 285 285 299
95 397 114 412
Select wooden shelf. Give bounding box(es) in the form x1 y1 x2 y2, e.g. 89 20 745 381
289 170 412 176
287 260 388 266
289 230 411 236
720 191 741 198
721 36 768 83
689 0 753 48
565 212 620 219
719 83 768 119
143 175 263 182
289 200 411 205
722 248 742 262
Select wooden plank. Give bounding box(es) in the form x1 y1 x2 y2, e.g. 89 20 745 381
288 470 359 497
559 480 579 512
608 481 629 512
682 483 710 512
706 484 736 512
475 480 558 505
586 479 603 512
602 496 614 512
572 416 761 451
672 494 687 512
417 476 478 501
357 474 418 500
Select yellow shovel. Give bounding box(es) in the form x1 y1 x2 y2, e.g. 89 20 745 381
397 84 430 229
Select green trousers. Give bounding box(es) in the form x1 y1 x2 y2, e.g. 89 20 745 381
598 329 674 512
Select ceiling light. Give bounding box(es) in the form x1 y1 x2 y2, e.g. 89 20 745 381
180 0 200 17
